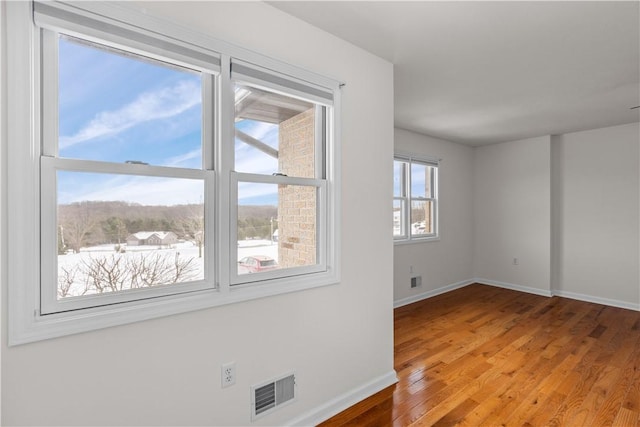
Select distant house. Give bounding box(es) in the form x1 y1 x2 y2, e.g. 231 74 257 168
126 231 178 247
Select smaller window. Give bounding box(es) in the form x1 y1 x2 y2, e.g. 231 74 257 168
230 74 330 286
394 156 438 242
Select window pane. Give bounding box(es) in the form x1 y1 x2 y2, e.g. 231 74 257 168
393 199 405 237
237 181 317 276
393 160 406 197
410 200 434 236
58 35 203 168
411 163 435 198
57 171 205 299
234 84 317 178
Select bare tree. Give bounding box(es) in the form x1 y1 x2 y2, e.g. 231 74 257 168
57 252 200 297
58 266 78 298
126 252 198 287
60 202 98 253
176 205 204 257
82 254 128 293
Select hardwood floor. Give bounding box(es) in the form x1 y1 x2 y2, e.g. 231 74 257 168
319 284 640 426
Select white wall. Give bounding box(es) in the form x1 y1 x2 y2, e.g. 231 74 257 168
0 1 5 421
1 2 395 425
407 124 638 308
394 128 474 305
552 123 639 308
473 136 552 294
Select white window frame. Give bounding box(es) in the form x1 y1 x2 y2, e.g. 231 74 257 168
394 154 439 244
230 173 328 284
229 65 333 286
6 1 341 345
38 29 218 315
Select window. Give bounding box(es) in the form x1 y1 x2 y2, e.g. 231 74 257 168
40 32 214 314
394 156 438 242
7 1 340 344
231 65 330 284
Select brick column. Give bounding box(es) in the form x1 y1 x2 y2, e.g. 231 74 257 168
278 108 316 268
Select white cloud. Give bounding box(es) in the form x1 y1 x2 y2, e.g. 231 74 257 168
60 172 280 206
234 148 278 175
164 148 202 168
237 181 278 203
60 80 201 149
63 175 203 206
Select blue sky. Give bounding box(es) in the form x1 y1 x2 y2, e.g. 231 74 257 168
394 160 428 197
58 36 280 207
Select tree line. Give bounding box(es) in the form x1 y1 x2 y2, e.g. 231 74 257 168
58 201 277 253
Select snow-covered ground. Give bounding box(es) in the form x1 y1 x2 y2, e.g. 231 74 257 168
237 239 278 258
58 241 204 273
58 239 280 297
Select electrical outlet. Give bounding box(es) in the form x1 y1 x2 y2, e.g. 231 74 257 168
222 362 236 388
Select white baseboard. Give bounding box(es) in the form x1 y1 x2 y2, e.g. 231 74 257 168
286 370 398 427
393 279 474 308
473 278 553 297
394 278 638 312
473 279 639 311
552 290 640 311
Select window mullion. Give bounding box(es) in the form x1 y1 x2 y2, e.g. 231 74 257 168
217 54 233 292
202 73 215 171
235 172 323 187
202 73 217 291
40 28 58 313
40 157 59 314
315 106 325 180
41 28 58 157
402 161 408 198
402 161 409 238
317 180 327 267
47 157 208 179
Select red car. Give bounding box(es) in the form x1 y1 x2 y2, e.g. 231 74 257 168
238 256 279 273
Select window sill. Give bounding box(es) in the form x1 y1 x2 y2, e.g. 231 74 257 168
394 236 441 246
10 270 339 346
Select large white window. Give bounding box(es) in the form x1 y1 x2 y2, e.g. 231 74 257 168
393 155 439 242
7 1 340 344
40 31 216 315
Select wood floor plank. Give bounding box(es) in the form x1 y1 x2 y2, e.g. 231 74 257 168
317 386 395 426
505 333 596 426
411 362 507 425
567 364 624 426
522 390 567 427
320 284 640 427
621 342 640 416
612 407 640 427
587 338 640 427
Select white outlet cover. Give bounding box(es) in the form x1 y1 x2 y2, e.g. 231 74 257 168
222 362 236 388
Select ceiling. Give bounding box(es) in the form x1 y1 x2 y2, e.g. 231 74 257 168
269 1 640 146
